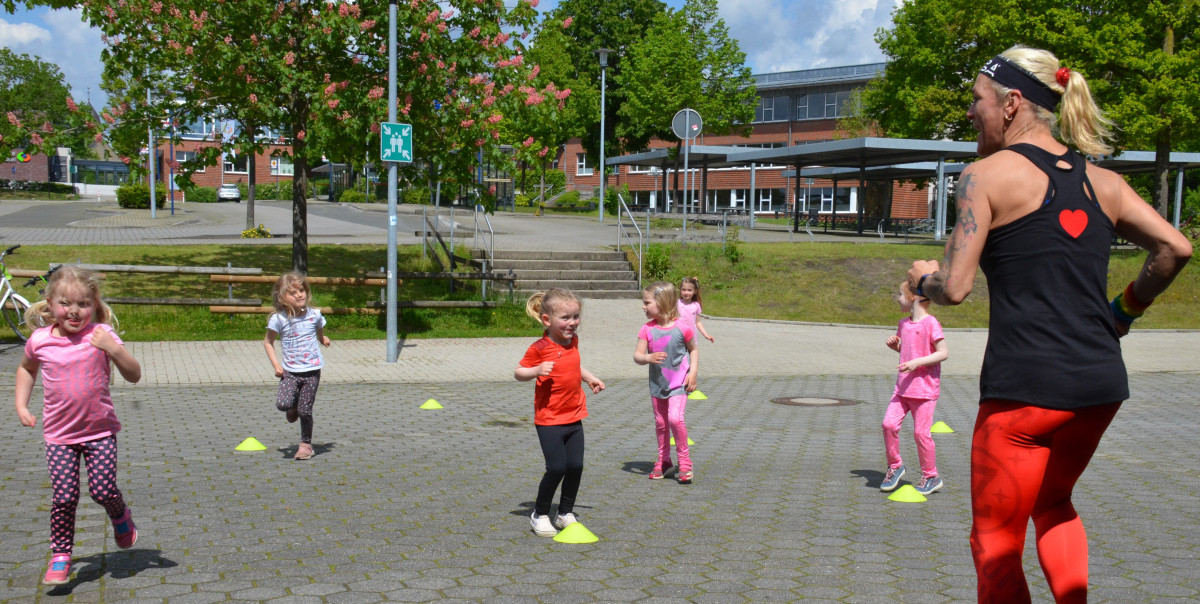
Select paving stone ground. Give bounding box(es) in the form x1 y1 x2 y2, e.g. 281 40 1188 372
1 199 1198 602
2 344 1198 602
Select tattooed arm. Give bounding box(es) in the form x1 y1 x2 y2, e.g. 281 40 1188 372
908 165 992 306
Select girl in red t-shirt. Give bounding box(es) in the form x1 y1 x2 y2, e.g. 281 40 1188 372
515 289 605 537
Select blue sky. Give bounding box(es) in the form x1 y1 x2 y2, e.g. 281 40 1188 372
1 0 900 111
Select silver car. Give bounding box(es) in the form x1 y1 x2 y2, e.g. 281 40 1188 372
218 183 241 202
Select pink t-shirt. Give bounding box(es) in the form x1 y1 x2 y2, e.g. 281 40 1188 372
24 323 123 445
677 300 702 330
894 315 944 400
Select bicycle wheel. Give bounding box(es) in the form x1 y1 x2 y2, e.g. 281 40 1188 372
2 294 33 342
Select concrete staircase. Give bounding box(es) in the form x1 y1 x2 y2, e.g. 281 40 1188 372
481 249 641 299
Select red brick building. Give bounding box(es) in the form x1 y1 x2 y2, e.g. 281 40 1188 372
561 62 934 219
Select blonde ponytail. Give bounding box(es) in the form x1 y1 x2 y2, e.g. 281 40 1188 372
996 45 1115 157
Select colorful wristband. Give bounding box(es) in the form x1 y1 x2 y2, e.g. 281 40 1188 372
1110 295 1139 327
1122 281 1152 312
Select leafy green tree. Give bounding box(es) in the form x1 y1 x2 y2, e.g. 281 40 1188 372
615 0 754 148
81 0 556 272
548 0 668 161
0 48 99 160
864 0 1200 215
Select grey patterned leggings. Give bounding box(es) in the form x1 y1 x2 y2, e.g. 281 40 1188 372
46 436 126 555
277 369 321 443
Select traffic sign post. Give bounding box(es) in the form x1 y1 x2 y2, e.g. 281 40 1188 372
671 109 702 237
380 122 413 163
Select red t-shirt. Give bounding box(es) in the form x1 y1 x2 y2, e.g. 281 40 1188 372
519 333 587 426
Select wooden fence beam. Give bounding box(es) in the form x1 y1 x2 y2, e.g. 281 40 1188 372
210 275 390 286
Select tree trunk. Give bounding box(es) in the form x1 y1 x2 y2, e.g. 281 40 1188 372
1155 133 1171 218
245 121 256 231
1154 26 1176 219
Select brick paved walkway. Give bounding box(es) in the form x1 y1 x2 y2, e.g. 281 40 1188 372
1 198 1197 601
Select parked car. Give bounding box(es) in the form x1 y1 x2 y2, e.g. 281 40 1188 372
218 183 241 202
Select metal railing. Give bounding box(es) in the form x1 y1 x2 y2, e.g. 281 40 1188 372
473 204 494 267
616 194 644 287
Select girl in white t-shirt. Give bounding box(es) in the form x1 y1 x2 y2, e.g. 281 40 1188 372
264 271 331 460
14 267 142 585
677 277 714 343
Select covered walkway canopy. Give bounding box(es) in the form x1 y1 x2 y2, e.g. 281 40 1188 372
605 137 1200 234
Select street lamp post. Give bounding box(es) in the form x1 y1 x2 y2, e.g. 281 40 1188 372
147 86 156 219
594 48 612 223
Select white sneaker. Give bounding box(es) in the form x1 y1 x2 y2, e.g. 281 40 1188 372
552 513 578 530
530 512 558 537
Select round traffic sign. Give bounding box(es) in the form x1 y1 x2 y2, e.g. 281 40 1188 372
671 108 702 140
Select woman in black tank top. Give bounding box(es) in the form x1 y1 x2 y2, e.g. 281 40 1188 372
906 46 1192 603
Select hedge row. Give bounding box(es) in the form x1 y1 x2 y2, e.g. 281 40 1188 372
0 180 77 194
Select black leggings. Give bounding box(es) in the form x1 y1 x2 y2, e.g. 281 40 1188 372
534 422 584 516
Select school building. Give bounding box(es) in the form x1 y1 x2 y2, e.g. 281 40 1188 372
561 62 936 221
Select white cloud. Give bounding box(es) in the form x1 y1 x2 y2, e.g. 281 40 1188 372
1 9 107 108
0 18 52 46
719 0 897 73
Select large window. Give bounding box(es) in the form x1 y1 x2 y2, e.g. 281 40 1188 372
179 118 215 139
793 88 856 121
576 153 592 176
173 150 205 173
754 96 790 123
271 155 294 176
224 153 248 174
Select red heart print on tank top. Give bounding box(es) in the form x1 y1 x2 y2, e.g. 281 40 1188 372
1059 209 1087 238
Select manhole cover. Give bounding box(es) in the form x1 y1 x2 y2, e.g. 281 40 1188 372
771 396 861 407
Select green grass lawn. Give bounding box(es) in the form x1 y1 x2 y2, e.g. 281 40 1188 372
2 241 1195 343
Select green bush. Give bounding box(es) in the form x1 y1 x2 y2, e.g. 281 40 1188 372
514 193 532 207
339 190 366 203
403 186 433 205
644 243 672 281
186 186 218 203
516 168 567 194
552 190 581 208
115 183 164 209
0 179 76 194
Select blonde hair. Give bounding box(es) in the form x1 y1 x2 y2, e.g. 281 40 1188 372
24 266 119 331
990 45 1115 157
525 288 581 322
272 271 312 317
680 276 703 304
645 281 680 322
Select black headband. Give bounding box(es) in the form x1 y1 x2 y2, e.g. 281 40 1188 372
978 55 1060 112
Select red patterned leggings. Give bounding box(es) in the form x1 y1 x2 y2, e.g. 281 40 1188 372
45 436 127 555
970 400 1121 603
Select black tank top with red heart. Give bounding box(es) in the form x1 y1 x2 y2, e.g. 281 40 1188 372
977 143 1128 409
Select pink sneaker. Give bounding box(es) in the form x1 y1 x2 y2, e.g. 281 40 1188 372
112 508 137 549
43 554 71 585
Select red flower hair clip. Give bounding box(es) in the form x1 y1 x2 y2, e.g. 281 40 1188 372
1055 67 1070 87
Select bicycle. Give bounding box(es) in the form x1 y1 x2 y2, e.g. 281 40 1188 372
1 244 34 342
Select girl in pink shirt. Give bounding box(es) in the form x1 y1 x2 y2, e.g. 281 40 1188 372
879 281 948 496
677 277 714 343
14 267 142 586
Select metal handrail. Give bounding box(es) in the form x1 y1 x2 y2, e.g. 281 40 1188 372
616 194 644 287
473 204 494 266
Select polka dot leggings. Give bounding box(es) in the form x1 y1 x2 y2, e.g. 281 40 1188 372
45 436 127 556
277 369 321 443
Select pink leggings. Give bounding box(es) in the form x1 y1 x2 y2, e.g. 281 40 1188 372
652 395 690 471
971 399 1121 603
46 436 127 555
882 394 938 477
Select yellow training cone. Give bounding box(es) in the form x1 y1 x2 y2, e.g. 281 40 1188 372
930 421 955 433
669 437 697 446
553 522 598 544
887 485 927 503
687 390 708 400
420 399 443 410
235 437 267 452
